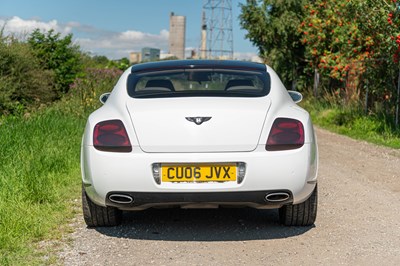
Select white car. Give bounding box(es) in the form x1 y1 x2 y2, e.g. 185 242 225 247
81 60 318 227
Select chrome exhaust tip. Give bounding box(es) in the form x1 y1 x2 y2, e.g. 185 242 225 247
265 192 290 203
108 194 134 204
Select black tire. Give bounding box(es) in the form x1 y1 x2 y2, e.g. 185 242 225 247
82 185 122 227
279 184 318 226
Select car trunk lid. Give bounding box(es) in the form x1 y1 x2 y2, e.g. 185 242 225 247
126 97 271 153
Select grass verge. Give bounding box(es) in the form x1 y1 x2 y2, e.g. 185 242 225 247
0 108 85 265
301 98 400 149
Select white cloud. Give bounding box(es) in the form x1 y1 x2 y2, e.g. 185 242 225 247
160 29 169 39
120 30 145 41
76 29 169 58
0 16 71 36
234 52 262 62
0 16 169 59
66 21 81 28
118 29 168 45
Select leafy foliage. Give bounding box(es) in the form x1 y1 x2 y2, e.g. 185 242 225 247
28 29 83 95
300 0 400 105
0 33 55 115
240 0 309 89
66 67 122 115
0 28 125 116
240 0 400 125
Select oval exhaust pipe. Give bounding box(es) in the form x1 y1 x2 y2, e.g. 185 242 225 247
109 194 134 204
265 192 290 202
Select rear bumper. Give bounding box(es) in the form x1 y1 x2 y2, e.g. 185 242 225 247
104 190 293 210
82 143 318 208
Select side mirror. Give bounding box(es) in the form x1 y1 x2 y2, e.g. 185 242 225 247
99 93 110 104
288 91 303 103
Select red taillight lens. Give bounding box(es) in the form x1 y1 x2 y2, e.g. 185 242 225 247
93 120 132 152
266 118 304 151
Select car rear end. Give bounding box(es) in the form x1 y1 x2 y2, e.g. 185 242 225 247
81 60 318 226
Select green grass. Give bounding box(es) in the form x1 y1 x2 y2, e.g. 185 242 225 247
301 98 400 149
0 108 86 265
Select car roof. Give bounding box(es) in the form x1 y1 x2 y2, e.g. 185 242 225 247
130 60 267 73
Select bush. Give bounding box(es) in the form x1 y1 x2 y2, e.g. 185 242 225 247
63 67 122 116
0 34 55 115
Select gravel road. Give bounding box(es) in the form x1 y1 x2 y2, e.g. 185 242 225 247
58 128 400 265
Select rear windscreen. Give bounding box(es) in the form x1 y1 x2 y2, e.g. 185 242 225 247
127 69 270 98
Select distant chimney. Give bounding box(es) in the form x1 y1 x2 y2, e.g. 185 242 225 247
200 11 207 59
169 12 186 59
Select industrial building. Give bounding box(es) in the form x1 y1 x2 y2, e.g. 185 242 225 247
141 47 160 62
129 52 142 64
169 12 186 60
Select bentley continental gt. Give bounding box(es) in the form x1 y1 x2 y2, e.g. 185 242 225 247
81 60 318 227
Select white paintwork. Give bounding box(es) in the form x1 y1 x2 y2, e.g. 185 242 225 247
126 97 271 152
81 63 318 210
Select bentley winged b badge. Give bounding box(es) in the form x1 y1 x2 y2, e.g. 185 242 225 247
185 117 212 125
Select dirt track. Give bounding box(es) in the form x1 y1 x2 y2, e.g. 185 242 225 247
58 128 400 265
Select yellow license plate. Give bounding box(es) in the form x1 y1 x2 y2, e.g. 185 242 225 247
161 163 237 182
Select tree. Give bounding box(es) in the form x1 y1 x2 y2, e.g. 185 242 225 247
239 0 309 89
114 57 130 70
92 55 110 66
300 0 400 107
105 57 130 71
28 29 82 95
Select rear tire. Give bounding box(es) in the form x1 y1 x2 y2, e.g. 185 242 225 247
82 185 122 227
279 184 317 226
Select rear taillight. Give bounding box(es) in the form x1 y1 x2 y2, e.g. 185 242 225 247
93 120 132 152
266 118 304 151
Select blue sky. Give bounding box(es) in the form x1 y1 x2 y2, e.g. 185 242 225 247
0 0 259 60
